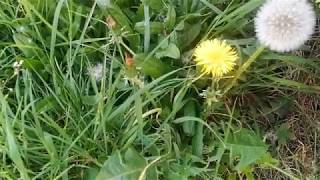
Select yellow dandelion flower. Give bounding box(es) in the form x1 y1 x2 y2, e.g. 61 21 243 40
194 39 238 77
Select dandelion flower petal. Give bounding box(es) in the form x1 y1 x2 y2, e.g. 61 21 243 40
193 39 238 77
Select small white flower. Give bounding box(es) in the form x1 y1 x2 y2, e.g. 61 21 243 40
255 0 316 52
87 63 104 81
13 60 23 68
13 60 24 75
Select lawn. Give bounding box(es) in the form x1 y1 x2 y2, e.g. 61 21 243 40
0 0 319 179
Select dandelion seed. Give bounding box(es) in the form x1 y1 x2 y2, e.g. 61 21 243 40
255 0 316 52
193 39 238 78
87 63 104 81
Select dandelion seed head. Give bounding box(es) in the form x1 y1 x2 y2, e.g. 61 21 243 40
97 0 109 9
87 63 104 81
255 0 316 52
193 39 238 78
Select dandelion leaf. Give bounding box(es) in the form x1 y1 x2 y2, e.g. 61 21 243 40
96 148 157 180
226 129 268 172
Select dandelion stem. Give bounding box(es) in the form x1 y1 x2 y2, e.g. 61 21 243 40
120 40 135 56
191 72 207 84
224 46 265 94
143 5 150 53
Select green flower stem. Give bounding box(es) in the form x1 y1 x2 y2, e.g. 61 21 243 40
120 40 135 56
224 46 265 94
143 4 150 53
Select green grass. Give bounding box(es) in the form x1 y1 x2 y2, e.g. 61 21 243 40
0 0 319 179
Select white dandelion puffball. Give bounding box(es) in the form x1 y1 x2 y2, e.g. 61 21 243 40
87 63 104 81
96 0 109 9
255 0 316 52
